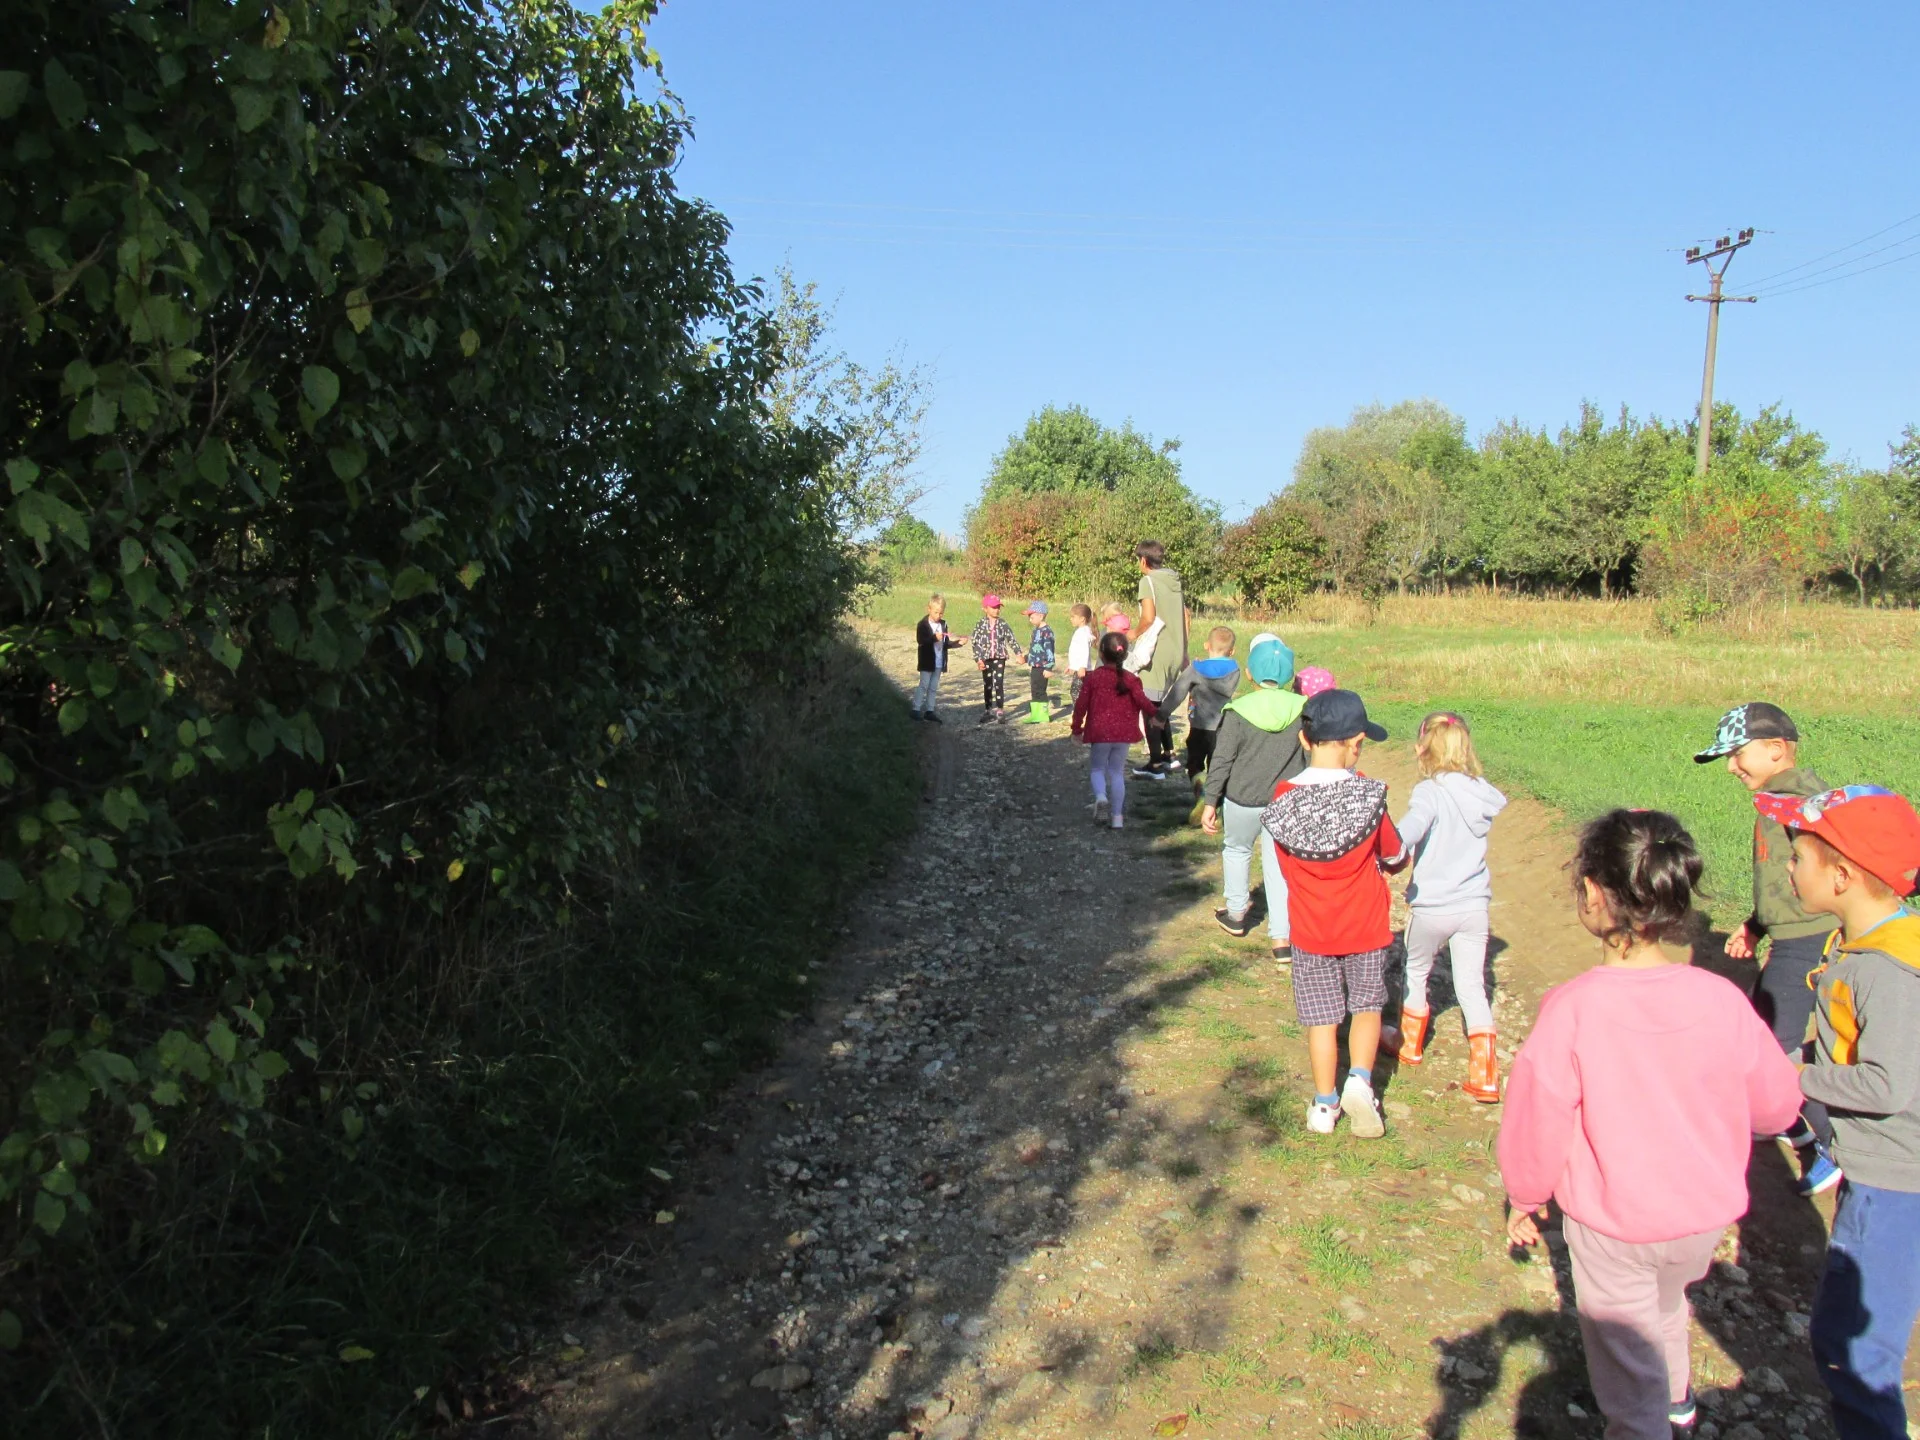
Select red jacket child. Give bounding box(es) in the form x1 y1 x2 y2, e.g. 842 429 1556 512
1071 662 1159 744
1262 770 1406 955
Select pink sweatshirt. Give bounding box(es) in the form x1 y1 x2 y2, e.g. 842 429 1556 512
1497 964 1802 1244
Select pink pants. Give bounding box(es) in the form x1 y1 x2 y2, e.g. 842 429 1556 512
1563 1216 1724 1440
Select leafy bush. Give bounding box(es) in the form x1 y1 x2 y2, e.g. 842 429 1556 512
1640 482 1829 629
1220 498 1328 610
0 1 898 1431
966 407 1221 601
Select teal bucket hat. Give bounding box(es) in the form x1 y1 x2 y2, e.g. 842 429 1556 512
1247 637 1295 687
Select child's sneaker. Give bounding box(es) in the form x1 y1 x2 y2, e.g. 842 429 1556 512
1132 766 1167 781
1092 797 1110 824
1110 815 1125 830
1340 1074 1386 1139
1797 1149 1843 1197
1306 1099 1342 1135
978 710 995 725
1214 908 1251 937
1777 1118 1817 1149
1668 1388 1697 1429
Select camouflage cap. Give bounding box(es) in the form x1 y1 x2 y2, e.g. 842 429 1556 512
1694 702 1799 764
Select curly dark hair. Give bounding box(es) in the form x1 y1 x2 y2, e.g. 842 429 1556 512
1570 808 1703 946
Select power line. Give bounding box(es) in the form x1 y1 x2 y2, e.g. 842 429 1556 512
1738 207 1920 290
1749 227 1920 296
1756 239 1920 299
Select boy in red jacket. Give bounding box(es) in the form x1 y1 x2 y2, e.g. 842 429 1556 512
1260 690 1407 1138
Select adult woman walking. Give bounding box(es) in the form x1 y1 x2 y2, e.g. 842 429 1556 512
1133 539 1191 778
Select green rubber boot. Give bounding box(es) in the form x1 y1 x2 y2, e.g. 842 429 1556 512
1026 700 1049 724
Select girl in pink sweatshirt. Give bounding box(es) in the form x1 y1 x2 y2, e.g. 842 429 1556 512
1498 808 1802 1440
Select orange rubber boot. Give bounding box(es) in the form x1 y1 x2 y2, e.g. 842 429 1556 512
1391 1006 1431 1065
1465 1031 1501 1103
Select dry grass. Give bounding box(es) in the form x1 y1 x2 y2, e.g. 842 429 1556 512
1226 592 1920 716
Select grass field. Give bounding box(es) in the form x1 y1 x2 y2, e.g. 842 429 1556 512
876 570 1920 928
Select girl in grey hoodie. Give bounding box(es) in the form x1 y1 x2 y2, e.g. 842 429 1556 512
1391 712 1508 1101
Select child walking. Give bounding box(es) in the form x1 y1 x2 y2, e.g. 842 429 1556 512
970 594 1022 724
912 593 965 723
1070 631 1158 830
1159 626 1243 792
1022 601 1056 722
1694 702 1843 1195
1260 689 1406 1137
1500 809 1802 1440
1065 604 1096 703
1754 784 1920 1440
1390 712 1508 1100
1201 635 1305 959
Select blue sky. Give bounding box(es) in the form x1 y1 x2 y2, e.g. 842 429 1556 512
643 1 1920 536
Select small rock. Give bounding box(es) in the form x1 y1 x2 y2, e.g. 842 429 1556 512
958 1315 986 1339
1452 1358 1488 1383
925 1417 972 1440
905 1394 954 1425
749 1363 812 1392
1384 1101 1412 1120
1751 1366 1788 1394
1567 1402 1587 1417
1725 1424 1763 1440
1785 1311 1810 1338
1720 1263 1751 1287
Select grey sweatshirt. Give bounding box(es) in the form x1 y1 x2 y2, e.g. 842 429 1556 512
1203 688 1308 809
1159 657 1242 733
1800 913 1920 1192
1396 773 1508 911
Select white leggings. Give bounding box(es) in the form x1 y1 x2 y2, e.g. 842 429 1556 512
1403 907 1494 1033
1088 742 1129 818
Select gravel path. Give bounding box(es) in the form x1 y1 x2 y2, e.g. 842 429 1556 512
493 624 1849 1440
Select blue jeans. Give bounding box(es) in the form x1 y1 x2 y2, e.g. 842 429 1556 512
913 670 941 714
1812 1180 1920 1440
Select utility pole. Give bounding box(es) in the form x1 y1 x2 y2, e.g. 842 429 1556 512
1685 228 1758 476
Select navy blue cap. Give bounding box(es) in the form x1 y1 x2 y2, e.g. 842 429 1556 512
1301 689 1388 744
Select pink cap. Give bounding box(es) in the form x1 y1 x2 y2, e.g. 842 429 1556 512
980 593 1002 609
1296 666 1336 697
1104 614 1131 633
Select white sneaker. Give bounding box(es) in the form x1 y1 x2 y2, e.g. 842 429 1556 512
1341 1075 1385 1139
1093 797 1110 823
1306 1099 1342 1135
1111 815 1125 829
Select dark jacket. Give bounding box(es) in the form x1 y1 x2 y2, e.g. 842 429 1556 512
1204 688 1308 809
916 616 959 673
1751 765 1840 941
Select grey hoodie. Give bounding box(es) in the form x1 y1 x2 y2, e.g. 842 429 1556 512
1799 913 1920 1192
1397 773 1508 911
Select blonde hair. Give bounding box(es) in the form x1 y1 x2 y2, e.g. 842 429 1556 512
1099 601 1126 619
1417 712 1483 779
927 592 945 613
1206 625 1236 654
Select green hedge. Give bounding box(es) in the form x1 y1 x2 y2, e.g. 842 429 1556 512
1 2 892 1432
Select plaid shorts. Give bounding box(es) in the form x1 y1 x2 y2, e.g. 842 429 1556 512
1291 946 1390 1027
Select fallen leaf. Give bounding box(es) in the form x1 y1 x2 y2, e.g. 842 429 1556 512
558 1345 585 1363
654 1210 675 1225
1154 1414 1189 1436
338 1344 375 1363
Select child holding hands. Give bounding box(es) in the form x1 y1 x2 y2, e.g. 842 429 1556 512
1070 631 1158 830
1500 809 1802 1440
1755 784 1920 1440
1390 712 1508 1100
970 594 1023 724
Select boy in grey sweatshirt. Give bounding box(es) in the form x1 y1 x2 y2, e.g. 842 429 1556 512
1200 636 1306 955
1755 784 1920 1440
1157 626 1243 791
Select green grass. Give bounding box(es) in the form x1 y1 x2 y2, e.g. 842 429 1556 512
1365 699 1920 928
1291 1218 1376 1286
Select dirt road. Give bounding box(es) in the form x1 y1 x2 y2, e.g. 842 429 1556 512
508 625 1844 1440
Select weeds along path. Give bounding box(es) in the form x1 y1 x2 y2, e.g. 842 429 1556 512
518 624 1843 1440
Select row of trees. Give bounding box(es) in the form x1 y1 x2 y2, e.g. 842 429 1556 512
956 400 1920 615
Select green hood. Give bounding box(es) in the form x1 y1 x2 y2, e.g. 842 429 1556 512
1224 686 1306 733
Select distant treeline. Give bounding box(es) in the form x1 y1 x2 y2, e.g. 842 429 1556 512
955 401 1920 621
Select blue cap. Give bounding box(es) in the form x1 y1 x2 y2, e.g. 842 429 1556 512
1024 600 1048 615
1247 638 1295 687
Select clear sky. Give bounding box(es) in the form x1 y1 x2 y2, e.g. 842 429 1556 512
642 0 1920 536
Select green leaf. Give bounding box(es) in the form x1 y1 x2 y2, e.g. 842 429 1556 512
0 72 28 120
263 5 291 48
443 629 468 664
205 1020 238 1065
231 86 274 132
345 288 372 333
0 1309 21 1350
456 560 485 590
391 566 436 601
301 365 340 417
0 862 21 900
32 1190 66 1235
338 1345 375 1363
329 444 366 482
57 697 88 735
6 456 38 494
460 327 480 357
42 60 84 128
206 632 243 672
